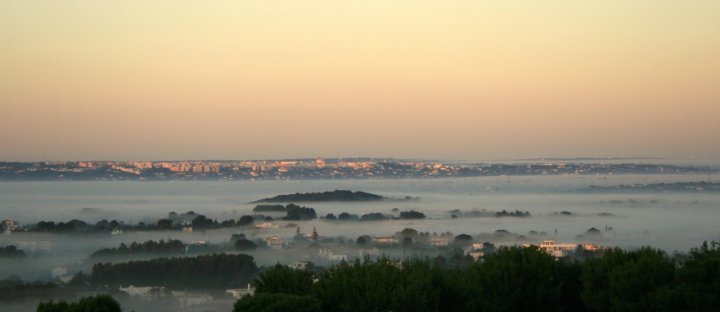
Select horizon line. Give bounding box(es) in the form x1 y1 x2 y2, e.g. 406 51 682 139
1 156 717 164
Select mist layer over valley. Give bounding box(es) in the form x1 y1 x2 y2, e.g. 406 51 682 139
1 173 719 311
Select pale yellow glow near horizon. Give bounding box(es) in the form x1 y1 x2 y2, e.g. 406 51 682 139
1 1 719 161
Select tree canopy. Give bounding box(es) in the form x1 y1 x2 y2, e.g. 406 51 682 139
37 295 121 312
242 241 720 312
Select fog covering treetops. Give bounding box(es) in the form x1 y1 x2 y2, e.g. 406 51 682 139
578 181 720 193
252 190 385 203
91 253 258 289
0 245 27 259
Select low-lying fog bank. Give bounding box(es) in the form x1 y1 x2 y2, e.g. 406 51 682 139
0 174 718 310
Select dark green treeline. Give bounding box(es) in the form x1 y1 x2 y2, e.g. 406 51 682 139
236 242 720 312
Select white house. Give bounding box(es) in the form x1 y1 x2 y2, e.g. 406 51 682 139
289 261 314 271
357 248 381 257
118 285 166 299
373 236 399 245
463 243 488 260
430 237 449 247
3 219 19 234
226 284 255 299
171 291 213 307
468 251 485 261
51 267 68 279
265 235 284 249
255 222 279 229
318 248 347 262
581 243 602 252
538 240 579 259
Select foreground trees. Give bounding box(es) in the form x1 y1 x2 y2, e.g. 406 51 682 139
91 253 258 289
233 293 322 312
254 264 315 296
658 241 720 311
37 295 121 312
241 241 720 312
0 245 27 259
89 239 185 258
581 247 676 311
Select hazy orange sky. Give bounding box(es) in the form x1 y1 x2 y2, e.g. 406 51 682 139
1 1 719 161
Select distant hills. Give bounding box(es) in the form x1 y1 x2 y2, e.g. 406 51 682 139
252 190 385 203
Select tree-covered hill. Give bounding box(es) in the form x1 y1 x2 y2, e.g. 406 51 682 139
252 190 384 203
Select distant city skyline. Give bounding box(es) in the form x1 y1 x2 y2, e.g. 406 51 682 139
2 159 715 181
2 1 719 162
2 156 719 164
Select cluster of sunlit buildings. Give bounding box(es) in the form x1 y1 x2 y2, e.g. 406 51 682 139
73 158 380 175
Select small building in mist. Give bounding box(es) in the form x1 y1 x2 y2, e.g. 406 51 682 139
226 284 255 299
119 285 167 300
317 248 347 262
51 267 68 279
265 235 285 249
358 248 381 257
172 290 213 307
289 261 314 271
430 237 449 247
373 236 399 246
463 243 485 261
2 219 19 233
255 222 279 229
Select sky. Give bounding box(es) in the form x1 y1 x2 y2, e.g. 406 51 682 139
1 1 719 161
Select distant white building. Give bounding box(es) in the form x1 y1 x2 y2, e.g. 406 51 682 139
430 237 449 247
330 254 347 261
464 243 487 260
265 235 284 250
226 284 255 299
51 267 68 279
468 251 485 261
119 285 166 300
318 248 347 262
373 236 399 245
171 290 213 307
581 243 602 252
3 219 19 234
289 261 314 271
358 248 381 257
255 222 279 229
538 240 579 259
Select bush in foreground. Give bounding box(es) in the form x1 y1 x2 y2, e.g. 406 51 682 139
37 295 121 312
233 293 322 312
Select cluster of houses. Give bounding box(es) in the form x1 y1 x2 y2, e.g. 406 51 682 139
370 235 449 247
97 238 602 307
247 225 605 264
117 285 217 307
255 222 279 229
532 240 603 259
